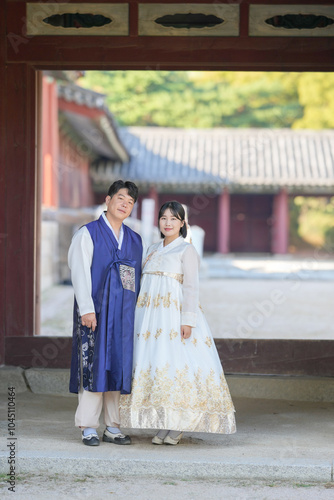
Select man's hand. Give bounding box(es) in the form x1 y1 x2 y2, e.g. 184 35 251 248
181 325 192 339
81 313 97 332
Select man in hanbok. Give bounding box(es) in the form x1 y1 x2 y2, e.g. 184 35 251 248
68 180 143 446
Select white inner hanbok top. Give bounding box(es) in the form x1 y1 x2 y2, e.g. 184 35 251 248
120 236 236 435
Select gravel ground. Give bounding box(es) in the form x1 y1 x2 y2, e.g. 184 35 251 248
1 474 334 500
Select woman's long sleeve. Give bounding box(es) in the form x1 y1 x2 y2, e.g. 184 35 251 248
181 244 200 328
68 227 95 317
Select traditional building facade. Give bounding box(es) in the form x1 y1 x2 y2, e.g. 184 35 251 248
91 127 334 253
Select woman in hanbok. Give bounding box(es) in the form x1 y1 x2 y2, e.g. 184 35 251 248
120 201 236 445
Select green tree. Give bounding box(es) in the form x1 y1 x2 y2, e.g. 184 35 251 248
293 73 334 129
79 70 304 128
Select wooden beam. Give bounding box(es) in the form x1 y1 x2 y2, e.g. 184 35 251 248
5 1 334 71
5 337 334 377
5 336 72 369
216 339 334 377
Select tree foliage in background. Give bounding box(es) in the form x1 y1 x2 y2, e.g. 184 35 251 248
290 196 334 251
80 70 334 129
293 73 334 129
80 71 301 128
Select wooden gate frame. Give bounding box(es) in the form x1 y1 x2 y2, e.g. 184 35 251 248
1 0 334 374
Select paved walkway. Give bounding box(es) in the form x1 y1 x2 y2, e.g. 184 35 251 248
0 389 334 483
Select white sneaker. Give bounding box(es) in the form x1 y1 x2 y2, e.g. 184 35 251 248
152 435 164 445
164 432 183 445
152 429 169 445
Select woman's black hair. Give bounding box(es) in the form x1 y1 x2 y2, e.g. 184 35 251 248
158 201 187 239
107 180 138 203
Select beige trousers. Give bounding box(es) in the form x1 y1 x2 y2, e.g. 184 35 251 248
75 388 120 429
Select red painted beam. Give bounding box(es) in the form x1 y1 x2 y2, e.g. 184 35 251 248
7 37 334 71
5 1 334 71
58 98 105 119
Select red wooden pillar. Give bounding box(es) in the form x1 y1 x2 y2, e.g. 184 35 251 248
0 8 6 364
272 189 289 254
1 63 37 363
217 188 230 254
41 77 59 207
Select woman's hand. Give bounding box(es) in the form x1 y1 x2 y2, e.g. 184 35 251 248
181 325 192 339
81 313 97 332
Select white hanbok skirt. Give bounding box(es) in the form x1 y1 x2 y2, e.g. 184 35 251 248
120 273 236 434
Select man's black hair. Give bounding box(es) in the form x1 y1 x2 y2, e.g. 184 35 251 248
107 180 139 203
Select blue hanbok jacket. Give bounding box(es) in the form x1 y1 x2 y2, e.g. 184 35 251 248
69 215 143 394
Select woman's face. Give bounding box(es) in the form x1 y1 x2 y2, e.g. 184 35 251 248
159 208 184 241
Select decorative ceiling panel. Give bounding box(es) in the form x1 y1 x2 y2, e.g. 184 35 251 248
139 3 239 37
26 3 129 36
249 4 334 37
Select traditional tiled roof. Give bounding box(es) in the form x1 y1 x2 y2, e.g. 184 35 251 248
57 83 129 163
91 127 334 193
58 83 106 110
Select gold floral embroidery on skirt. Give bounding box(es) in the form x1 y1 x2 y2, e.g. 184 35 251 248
153 294 161 308
163 293 171 308
155 328 162 339
137 293 151 308
149 292 177 309
120 363 235 434
169 329 178 340
143 330 151 340
205 337 212 348
173 299 181 310
122 363 234 414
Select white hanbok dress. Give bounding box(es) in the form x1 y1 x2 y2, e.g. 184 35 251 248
120 236 236 434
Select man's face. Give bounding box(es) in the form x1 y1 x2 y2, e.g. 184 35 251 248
105 188 135 222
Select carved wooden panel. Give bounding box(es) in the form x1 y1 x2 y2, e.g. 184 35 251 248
250 4 334 37
27 3 129 36
139 3 239 37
